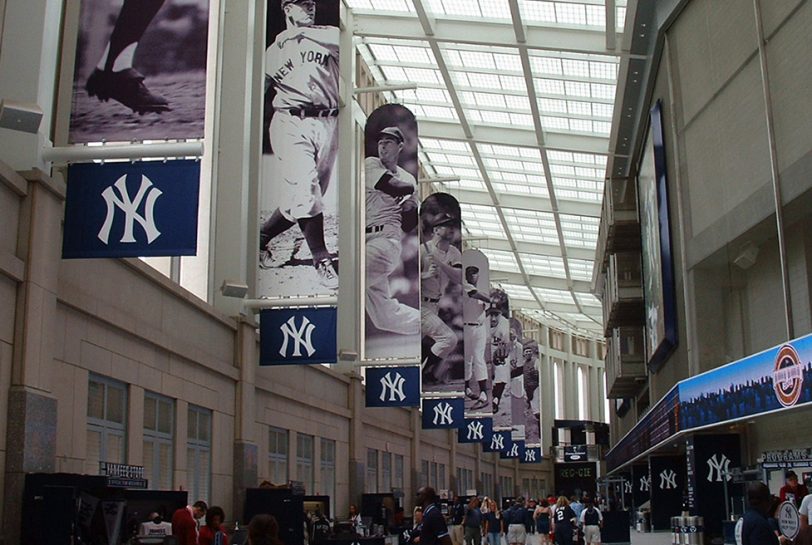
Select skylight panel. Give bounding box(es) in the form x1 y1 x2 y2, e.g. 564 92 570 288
500 75 526 91
550 164 575 176
368 44 399 62
467 110 483 122
402 67 441 84
345 0 373 8
564 81 591 98
480 0 512 19
536 79 565 95
520 254 566 277
569 119 594 133
451 71 471 87
568 259 594 281
548 150 573 162
591 83 616 100
538 98 567 114
487 144 521 157
519 0 556 23
474 92 507 109
500 284 535 301
381 65 407 81
479 249 520 272
535 287 574 303
531 57 563 76
617 6 627 30
395 45 433 64
585 5 605 26
562 59 590 78
541 116 569 130
575 292 601 307
369 0 413 11
575 166 599 178
555 3 586 25
494 53 523 72
459 51 496 70
467 72 502 89
589 62 617 81
567 101 592 116
519 148 541 160
422 105 457 119
479 110 512 124
439 140 469 152
442 154 476 167
497 159 524 171
504 95 531 111
592 103 614 118
594 121 612 134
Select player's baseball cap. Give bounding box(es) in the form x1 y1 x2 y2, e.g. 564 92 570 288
465 265 479 276
523 339 539 352
282 0 314 6
378 126 404 144
486 303 501 315
432 213 456 228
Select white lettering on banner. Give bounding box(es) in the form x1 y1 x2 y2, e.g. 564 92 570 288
279 316 316 358
659 469 677 490
624 481 633 494
379 372 406 402
508 444 519 457
525 449 537 463
466 421 484 441
432 402 454 426
98 175 162 244
640 475 651 492
706 454 732 482
491 434 505 451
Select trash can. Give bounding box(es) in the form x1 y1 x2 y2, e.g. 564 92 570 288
636 511 650 532
680 516 703 545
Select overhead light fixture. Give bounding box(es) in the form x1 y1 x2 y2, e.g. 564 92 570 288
220 279 248 298
0 98 43 134
733 241 759 270
354 83 418 95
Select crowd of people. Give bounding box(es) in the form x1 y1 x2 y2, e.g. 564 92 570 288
439 493 605 545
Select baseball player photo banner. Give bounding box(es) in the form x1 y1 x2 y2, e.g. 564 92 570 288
488 288 512 428
62 160 200 258
258 0 340 299
365 366 421 408
259 307 337 365
68 0 209 143
421 398 464 430
420 192 464 394
363 104 420 361
508 320 542 446
462 250 491 415
458 417 494 445
508 318 527 441
483 430 511 453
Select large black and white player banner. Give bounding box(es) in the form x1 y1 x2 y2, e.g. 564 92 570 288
69 0 209 143
508 319 541 445
258 0 340 298
420 193 463 393
363 105 420 360
462 250 491 415
487 288 511 428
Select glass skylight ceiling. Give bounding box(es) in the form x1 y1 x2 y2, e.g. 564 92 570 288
350 0 620 336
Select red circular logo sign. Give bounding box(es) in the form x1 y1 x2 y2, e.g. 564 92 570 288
773 345 804 408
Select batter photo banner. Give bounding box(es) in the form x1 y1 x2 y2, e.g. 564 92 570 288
258 0 340 298
420 192 463 393
508 319 541 446
69 0 209 143
462 249 491 415
488 288 511 428
365 366 420 408
421 398 464 430
363 104 420 360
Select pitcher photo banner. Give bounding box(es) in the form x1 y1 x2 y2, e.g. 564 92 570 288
363 104 420 361
420 192 463 394
488 288 511 428
258 0 340 299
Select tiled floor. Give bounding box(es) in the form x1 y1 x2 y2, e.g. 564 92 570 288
476 529 673 545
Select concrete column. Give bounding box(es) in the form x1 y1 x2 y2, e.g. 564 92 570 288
233 317 259 520
540 326 555 454
0 0 62 170
348 373 365 505
210 0 264 314
565 361 578 420
174 400 189 489
474 448 482 494
409 407 421 511
128 385 145 465
448 429 458 494
3 171 64 545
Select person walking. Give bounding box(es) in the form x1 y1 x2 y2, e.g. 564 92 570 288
552 496 576 545
463 497 483 545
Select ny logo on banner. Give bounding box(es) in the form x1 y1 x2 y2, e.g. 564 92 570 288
659 469 677 490
279 316 316 358
432 402 454 426
490 434 504 451
624 481 633 494
508 444 519 457
640 475 650 492
706 454 731 482
466 421 484 441
379 372 406 402
98 175 162 244
524 449 536 463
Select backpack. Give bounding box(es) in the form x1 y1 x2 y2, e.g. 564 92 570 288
584 507 600 526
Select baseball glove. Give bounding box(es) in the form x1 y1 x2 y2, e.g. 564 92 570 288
493 340 509 364
401 198 418 232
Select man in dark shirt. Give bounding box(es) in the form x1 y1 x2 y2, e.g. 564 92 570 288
742 482 785 545
449 495 465 545
418 486 452 545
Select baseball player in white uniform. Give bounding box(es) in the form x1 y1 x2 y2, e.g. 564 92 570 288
260 0 339 290
365 127 420 335
421 214 462 383
488 305 511 414
463 266 490 408
509 326 525 401
523 340 541 426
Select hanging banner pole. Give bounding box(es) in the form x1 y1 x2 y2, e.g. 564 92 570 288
43 141 204 163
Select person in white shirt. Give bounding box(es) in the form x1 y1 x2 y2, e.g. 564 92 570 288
579 498 603 544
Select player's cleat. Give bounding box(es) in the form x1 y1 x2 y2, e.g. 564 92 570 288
259 249 274 270
478 392 487 404
465 387 477 400
86 68 171 114
316 258 339 290
492 397 500 413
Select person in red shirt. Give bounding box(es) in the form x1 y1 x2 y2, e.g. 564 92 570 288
199 505 229 545
780 471 809 508
172 500 207 545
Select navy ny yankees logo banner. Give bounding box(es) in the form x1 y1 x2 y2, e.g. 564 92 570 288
260 307 337 365
421 398 464 429
521 445 542 464
366 367 420 407
458 417 493 444
483 430 511 453
63 161 200 258
420 192 463 394
363 104 420 361
500 436 520 459
463 249 491 415
258 0 340 299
